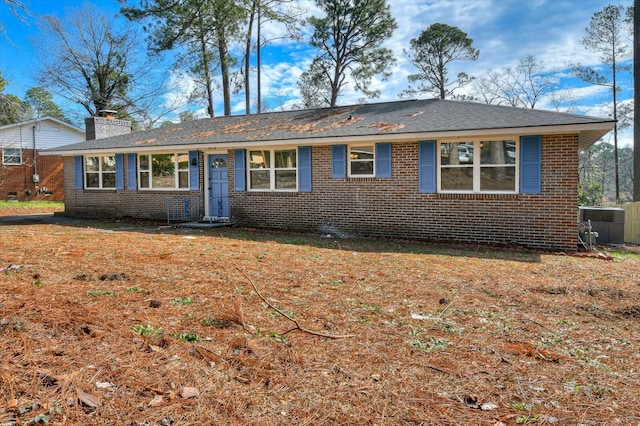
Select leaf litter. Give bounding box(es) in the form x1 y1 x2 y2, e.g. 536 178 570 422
0 208 639 425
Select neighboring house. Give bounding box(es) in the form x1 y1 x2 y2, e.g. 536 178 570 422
42 99 614 251
0 116 85 202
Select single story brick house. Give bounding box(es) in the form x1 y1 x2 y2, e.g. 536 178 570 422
1 116 85 201
42 99 614 251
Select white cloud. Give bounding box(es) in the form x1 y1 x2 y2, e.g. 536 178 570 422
172 0 634 122
164 70 196 111
262 0 632 110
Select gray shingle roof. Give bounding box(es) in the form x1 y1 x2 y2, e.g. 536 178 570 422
44 99 615 154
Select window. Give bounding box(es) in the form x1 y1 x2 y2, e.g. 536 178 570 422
349 145 374 177
2 148 22 165
438 139 517 193
85 155 116 189
138 153 190 189
248 148 297 191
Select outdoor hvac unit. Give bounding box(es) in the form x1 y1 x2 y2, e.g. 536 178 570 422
579 207 625 246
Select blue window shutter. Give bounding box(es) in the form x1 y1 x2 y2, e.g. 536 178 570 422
375 142 392 178
115 154 124 189
298 146 312 192
418 140 436 193
331 145 346 178
127 153 137 190
234 149 246 192
520 135 542 194
189 150 199 190
74 156 83 189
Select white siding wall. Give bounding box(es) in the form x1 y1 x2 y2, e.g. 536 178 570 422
0 119 84 150
0 126 29 149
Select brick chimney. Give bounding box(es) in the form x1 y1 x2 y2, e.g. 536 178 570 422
85 110 132 140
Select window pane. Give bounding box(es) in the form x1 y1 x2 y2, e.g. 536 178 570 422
250 150 270 169
152 154 174 175
481 140 515 165
85 156 99 172
139 155 149 170
86 173 100 188
151 154 176 188
275 170 296 189
212 158 227 168
140 171 150 188
275 150 296 168
481 166 516 191
102 172 116 188
351 146 374 160
3 149 21 164
152 174 175 188
441 142 472 165
441 167 473 191
351 160 374 175
250 170 270 189
102 156 116 172
178 170 189 188
178 153 189 170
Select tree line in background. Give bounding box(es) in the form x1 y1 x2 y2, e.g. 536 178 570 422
0 72 66 124
0 0 637 204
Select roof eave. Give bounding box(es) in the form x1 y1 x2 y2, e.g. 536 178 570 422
40 121 615 156
0 116 84 134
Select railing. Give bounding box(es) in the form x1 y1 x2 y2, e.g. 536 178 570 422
208 196 230 220
166 195 201 225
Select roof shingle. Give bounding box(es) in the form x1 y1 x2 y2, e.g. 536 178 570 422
44 99 615 154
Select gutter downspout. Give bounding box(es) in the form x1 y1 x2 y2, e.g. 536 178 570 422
33 124 38 200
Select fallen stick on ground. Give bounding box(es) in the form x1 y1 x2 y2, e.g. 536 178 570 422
235 266 354 339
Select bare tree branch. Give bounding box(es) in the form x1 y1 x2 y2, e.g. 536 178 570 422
236 266 354 339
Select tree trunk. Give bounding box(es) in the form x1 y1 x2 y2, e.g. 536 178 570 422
244 0 257 115
634 0 640 201
438 55 446 99
257 3 262 114
216 27 232 116
200 34 215 118
612 46 619 203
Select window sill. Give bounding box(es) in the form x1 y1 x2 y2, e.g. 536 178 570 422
344 176 383 182
138 188 192 191
244 191 299 196
437 193 520 200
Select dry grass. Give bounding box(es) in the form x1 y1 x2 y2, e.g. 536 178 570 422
1 207 639 425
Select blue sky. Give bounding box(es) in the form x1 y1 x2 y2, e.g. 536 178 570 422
0 0 634 146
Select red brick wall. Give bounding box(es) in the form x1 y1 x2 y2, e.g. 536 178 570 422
62 155 205 220
230 134 579 251
1 150 64 201
61 134 580 251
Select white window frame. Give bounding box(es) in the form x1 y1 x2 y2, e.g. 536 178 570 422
2 148 22 165
84 155 116 189
138 152 190 190
348 144 375 178
437 138 519 194
247 147 298 192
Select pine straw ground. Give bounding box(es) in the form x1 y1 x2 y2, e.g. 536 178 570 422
1 207 639 425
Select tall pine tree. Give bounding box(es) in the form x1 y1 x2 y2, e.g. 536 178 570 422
301 0 396 107
570 4 631 203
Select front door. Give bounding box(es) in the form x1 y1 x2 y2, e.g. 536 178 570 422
208 154 229 218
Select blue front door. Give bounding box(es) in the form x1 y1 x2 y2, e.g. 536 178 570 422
208 154 229 218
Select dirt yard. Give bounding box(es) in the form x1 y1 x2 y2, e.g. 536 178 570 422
1 205 639 425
